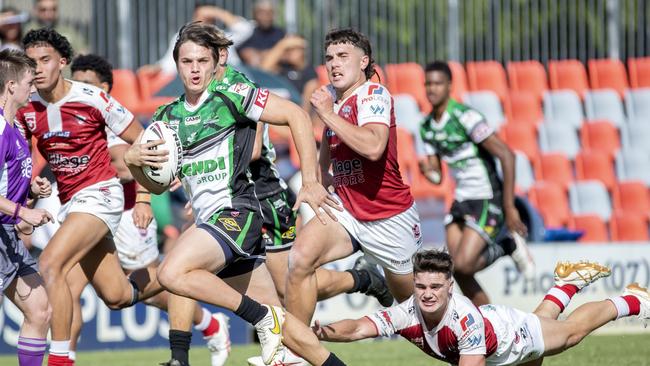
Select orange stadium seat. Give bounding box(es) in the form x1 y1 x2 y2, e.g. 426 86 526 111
575 150 617 191
612 181 650 218
137 69 175 98
111 69 142 114
507 60 548 102
588 58 629 97
501 123 539 162
580 121 620 160
535 153 574 191
505 91 544 127
571 214 609 242
549 59 589 99
385 63 430 113
610 212 649 241
466 61 509 103
448 61 469 101
528 181 571 227
627 57 650 88
395 128 452 204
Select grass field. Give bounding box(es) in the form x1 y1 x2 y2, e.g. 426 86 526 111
1 334 649 365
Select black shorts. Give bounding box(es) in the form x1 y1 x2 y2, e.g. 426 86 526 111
0 224 38 292
197 208 265 279
260 190 297 253
444 197 504 243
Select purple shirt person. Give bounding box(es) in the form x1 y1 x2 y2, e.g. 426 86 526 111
0 109 32 224
0 48 52 366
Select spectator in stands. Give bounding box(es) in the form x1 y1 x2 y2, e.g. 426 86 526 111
0 7 28 51
139 4 254 77
238 0 286 67
25 0 88 53
260 35 319 112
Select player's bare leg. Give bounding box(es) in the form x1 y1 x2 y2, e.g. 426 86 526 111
534 261 611 319
266 250 354 303
157 226 284 364
38 213 123 341
286 214 356 324
5 273 51 365
539 283 649 357
384 270 414 303
231 263 345 366
67 264 88 359
447 226 490 305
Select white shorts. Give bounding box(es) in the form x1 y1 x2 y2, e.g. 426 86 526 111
480 304 545 365
57 178 124 236
332 199 422 274
114 208 159 270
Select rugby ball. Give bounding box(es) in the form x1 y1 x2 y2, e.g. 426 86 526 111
140 121 183 188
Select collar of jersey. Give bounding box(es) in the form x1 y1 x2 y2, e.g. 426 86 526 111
183 88 210 112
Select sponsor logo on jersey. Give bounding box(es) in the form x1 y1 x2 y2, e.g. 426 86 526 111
180 158 228 184
229 82 251 96
43 131 71 139
466 334 482 347
218 217 241 231
24 112 36 132
460 314 475 331
99 186 111 196
82 87 94 96
370 104 385 115
281 226 296 240
470 122 492 142
47 153 90 172
368 85 384 95
184 116 201 126
326 129 336 138
360 95 389 104
99 91 110 103
230 210 240 218
332 158 365 187
340 105 352 118
20 158 32 178
254 88 270 108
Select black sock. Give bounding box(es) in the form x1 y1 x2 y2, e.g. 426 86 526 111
234 295 268 326
480 243 506 267
128 278 140 307
321 352 346 366
169 329 191 365
345 269 371 293
498 236 517 256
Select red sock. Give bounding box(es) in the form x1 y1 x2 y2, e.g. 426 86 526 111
543 284 579 312
609 295 641 319
47 354 70 366
202 316 220 337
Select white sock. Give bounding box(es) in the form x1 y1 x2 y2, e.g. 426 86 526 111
49 340 70 357
193 308 212 331
68 350 76 360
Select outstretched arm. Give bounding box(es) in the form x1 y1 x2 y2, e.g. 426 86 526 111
311 317 379 342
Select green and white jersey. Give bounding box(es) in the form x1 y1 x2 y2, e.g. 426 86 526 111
419 99 502 201
153 79 270 224
209 65 287 199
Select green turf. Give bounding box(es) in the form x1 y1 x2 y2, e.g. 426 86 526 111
2 334 649 365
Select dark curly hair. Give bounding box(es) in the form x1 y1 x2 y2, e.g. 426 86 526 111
22 28 74 63
413 249 454 279
71 54 114 92
325 28 376 81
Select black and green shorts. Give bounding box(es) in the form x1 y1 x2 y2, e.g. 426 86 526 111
259 190 297 253
197 208 265 278
444 196 504 244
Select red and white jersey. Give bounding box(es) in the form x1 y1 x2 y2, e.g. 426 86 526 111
16 80 134 204
326 82 413 221
367 294 498 365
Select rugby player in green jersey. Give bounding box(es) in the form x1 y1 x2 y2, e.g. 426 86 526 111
418 61 535 307
124 22 345 366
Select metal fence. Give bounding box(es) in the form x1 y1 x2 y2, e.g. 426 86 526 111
7 0 650 69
